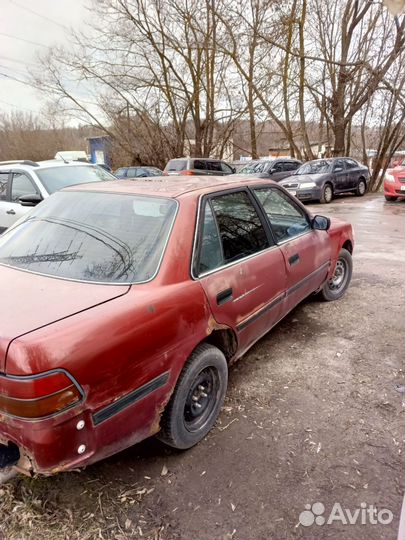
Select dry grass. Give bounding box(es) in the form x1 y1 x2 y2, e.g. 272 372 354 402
0 472 165 540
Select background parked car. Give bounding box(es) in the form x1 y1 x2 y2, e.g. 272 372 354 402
114 166 163 178
163 157 235 176
235 158 302 181
280 158 369 203
0 160 115 232
383 159 405 201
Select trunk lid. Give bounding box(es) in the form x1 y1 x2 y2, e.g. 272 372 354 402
0 266 130 372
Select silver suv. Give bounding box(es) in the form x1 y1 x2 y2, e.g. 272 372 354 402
164 157 236 176
0 160 115 232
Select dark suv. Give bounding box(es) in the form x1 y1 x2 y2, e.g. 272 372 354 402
164 158 235 176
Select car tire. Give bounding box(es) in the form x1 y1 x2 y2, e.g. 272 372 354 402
319 248 352 301
158 343 228 449
320 183 333 204
385 195 398 202
355 178 367 196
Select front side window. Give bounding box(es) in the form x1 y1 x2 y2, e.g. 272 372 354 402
271 163 283 173
0 192 177 283
35 165 115 194
220 162 234 174
11 173 38 202
210 191 269 264
254 188 310 243
0 172 8 201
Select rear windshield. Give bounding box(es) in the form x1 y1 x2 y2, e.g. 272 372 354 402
36 165 115 194
0 191 177 284
166 160 187 172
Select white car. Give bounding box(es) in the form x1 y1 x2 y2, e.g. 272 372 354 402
0 160 115 232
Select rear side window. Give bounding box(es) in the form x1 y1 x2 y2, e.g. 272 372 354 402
194 160 207 171
283 162 300 171
115 168 127 178
207 161 222 172
0 172 8 201
198 203 223 274
210 191 269 264
345 159 358 169
333 159 345 172
166 160 187 172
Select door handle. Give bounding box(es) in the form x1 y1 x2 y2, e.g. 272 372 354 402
6 209 16 215
216 288 233 305
289 253 300 266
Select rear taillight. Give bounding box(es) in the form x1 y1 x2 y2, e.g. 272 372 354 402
0 371 83 419
183 170 195 176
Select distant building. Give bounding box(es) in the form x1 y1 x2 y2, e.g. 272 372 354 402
87 136 112 168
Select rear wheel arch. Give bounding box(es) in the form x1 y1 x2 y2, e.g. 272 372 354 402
203 327 238 362
342 239 353 254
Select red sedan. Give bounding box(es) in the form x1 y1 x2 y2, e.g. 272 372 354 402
384 159 405 201
0 177 354 477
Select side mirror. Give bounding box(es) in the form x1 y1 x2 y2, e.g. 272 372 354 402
231 166 236 174
19 194 43 207
334 167 343 173
312 215 330 231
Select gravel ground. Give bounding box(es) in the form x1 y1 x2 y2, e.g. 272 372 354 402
0 193 404 540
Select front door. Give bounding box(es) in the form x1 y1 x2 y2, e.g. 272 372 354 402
194 189 287 352
252 186 331 312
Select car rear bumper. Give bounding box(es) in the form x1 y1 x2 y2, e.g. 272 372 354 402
0 372 172 475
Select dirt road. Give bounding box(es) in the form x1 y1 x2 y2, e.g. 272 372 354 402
1 194 403 540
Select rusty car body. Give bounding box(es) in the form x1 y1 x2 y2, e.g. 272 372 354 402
0 176 354 477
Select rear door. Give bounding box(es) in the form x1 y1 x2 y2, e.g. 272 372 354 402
194 189 287 352
344 159 360 188
268 162 287 182
193 159 210 176
252 186 331 312
206 160 223 175
333 159 349 192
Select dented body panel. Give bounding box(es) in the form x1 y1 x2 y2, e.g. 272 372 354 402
0 176 354 474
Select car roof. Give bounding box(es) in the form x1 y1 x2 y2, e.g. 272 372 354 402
63 176 278 199
0 160 96 172
168 157 222 162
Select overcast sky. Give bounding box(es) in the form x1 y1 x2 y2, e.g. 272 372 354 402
0 0 89 115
